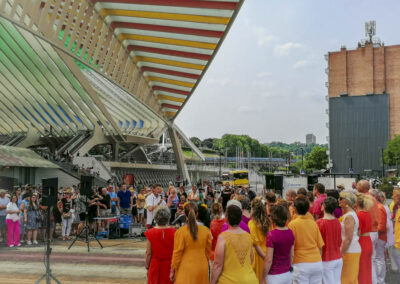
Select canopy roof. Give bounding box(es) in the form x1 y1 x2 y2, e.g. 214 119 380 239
0 146 59 168
0 16 165 138
92 0 243 118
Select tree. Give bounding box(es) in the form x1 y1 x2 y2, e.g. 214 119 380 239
190 137 201 147
384 135 400 166
303 146 328 172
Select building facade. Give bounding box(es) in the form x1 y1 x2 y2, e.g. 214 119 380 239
327 38 400 174
306 134 316 145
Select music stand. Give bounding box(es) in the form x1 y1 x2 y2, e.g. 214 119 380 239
35 178 61 284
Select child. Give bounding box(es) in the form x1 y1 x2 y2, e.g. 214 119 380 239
137 189 146 226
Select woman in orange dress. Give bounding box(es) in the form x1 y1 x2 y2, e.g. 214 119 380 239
144 206 176 284
170 202 211 284
248 197 270 283
355 193 373 284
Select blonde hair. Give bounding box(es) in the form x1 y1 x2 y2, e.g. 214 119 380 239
340 191 356 207
169 186 176 194
356 193 373 211
251 197 270 236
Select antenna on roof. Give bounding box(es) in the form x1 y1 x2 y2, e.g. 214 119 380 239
360 21 381 47
365 21 376 43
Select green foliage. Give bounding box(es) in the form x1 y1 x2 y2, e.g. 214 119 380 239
303 146 329 172
379 178 394 198
267 141 326 155
186 135 325 163
190 137 201 147
384 135 400 166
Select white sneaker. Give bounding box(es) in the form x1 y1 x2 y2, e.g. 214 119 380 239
20 240 25 244
33 241 38 245
16 243 21 247
9 244 14 248
27 241 32 245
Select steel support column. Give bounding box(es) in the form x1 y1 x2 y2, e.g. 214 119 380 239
168 126 190 186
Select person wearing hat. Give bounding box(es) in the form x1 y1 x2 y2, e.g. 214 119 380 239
0 189 10 242
337 184 345 191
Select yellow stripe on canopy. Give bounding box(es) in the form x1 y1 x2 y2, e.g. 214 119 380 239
134 56 204 70
119 34 216 50
100 9 230 25
157 95 185 103
147 76 194 88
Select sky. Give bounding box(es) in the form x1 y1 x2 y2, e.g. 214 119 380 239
175 0 400 144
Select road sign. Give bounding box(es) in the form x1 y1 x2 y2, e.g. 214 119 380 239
349 168 354 174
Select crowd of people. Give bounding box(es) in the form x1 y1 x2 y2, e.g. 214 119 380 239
2 179 400 284
142 180 400 284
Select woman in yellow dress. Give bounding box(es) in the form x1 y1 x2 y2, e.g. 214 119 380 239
248 197 270 283
170 202 211 284
211 200 258 284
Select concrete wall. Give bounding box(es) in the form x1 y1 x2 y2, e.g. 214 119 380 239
73 157 112 181
35 168 79 188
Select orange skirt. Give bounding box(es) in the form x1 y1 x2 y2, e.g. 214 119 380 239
341 252 361 284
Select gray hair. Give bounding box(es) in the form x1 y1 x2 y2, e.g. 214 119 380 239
154 206 171 226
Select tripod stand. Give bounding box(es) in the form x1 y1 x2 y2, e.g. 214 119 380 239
68 200 103 252
35 206 61 284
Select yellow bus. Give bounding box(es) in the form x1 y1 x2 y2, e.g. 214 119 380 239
222 170 249 187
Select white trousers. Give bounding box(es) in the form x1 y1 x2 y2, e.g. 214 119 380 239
370 232 378 284
267 271 292 284
374 239 386 284
293 261 323 284
389 246 399 271
322 258 342 284
62 217 72 237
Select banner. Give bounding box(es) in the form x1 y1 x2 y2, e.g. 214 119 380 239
123 174 134 185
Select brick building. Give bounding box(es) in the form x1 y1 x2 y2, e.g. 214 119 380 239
327 28 398 174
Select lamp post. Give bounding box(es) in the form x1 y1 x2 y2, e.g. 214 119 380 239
219 152 222 179
346 148 353 173
300 147 304 174
381 147 385 178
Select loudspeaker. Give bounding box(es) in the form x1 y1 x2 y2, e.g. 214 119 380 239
42 178 58 206
275 176 283 192
80 175 94 196
265 174 275 190
307 175 319 191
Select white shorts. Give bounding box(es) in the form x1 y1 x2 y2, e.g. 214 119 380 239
267 271 292 284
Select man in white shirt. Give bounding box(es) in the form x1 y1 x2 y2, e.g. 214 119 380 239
0 189 10 242
145 184 165 228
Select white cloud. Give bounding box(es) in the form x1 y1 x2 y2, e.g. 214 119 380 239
274 42 305 56
292 60 314 69
237 105 262 113
256 71 272 78
253 26 277 47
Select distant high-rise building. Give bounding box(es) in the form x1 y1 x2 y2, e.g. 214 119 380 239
306 134 316 145
326 21 391 175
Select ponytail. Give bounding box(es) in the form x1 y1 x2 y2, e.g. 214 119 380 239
184 202 198 241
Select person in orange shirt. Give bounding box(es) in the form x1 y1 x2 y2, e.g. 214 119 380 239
288 196 324 284
356 180 378 283
375 190 387 283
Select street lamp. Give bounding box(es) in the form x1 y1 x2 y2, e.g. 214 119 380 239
381 147 385 178
300 147 304 174
346 148 353 173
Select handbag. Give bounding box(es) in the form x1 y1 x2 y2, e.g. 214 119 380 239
62 211 72 219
